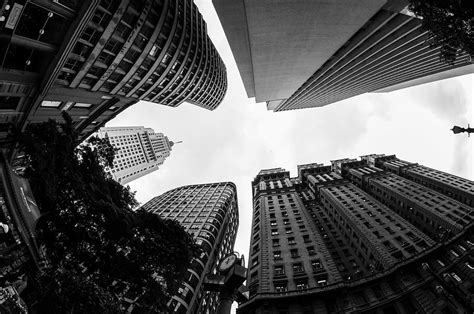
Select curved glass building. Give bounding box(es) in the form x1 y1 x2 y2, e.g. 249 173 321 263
0 0 227 145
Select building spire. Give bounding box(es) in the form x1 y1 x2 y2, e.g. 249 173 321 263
170 140 182 147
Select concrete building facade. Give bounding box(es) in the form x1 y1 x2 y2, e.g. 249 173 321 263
96 126 176 184
1 0 226 148
213 0 474 112
141 182 239 313
240 155 473 313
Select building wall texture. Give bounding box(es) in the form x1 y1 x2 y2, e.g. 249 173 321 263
239 154 473 313
141 182 239 314
0 0 226 147
213 0 473 112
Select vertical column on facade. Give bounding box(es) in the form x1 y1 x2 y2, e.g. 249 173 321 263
69 0 128 88
249 169 340 299
371 155 474 207
344 162 470 241
291 178 342 288
305 169 435 277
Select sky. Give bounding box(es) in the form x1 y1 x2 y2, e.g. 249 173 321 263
107 0 474 292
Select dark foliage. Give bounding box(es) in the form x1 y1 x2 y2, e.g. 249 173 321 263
13 113 199 312
35 269 121 314
409 0 474 64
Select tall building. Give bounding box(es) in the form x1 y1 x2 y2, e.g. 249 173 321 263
363 154 474 207
213 0 474 112
0 0 227 147
96 126 176 184
240 155 473 313
141 182 239 314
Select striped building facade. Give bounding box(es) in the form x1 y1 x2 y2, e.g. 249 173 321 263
0 0 226 147
213 0 473 112
141 182 239 313
240 155 473 313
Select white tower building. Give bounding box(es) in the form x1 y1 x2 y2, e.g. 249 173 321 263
96 127 176 184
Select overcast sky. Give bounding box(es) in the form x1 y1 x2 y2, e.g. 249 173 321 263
107 0 474 295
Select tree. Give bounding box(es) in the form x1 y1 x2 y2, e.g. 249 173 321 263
13 113 199 312
34 269 121 314
409 0 474 64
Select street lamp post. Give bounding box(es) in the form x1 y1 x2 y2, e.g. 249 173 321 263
203 253 249 314
451 124 473 137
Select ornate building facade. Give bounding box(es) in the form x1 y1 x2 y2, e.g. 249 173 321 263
141 182 239 313
0 0 226 147
240 155 473 313
97 126 176 184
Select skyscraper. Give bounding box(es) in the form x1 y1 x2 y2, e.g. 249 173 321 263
141 182 239 314
97 126 176 184
213 0 473 112
1 0 227 147
241 155 473 313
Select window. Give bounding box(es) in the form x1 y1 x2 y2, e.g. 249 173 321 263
285 227 292 234
311 260 322 270
450 272 462 283
274 265 285 275
250 271 258 283
251 257 258 267
41 100 61 108
273 251 282 260
288 237 296 245
457 245 467 252
303 235 310 243
74 103 93 109
272 239 280 247
271 229 279 236
383 241 395 250
161 53 172 65
252 244 259 255
149 44 159 56
290 249 299 258
292 263 304 273
0 96 20 110
317 279 327 286
296 281 308 290
307 246 316 255
436 259 446 267
274 282 287 292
